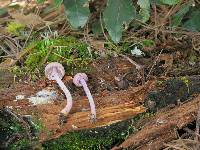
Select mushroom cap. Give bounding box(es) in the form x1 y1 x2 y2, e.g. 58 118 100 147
73 73 88 87
45 62 65 80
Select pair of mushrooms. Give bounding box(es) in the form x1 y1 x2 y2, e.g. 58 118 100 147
45 62 96 123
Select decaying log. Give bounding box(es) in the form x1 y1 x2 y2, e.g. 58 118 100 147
117 95 200 150
40 103 146 141
2 75 200 149
42 76 200 149
144 75 200 111
169 64 200 77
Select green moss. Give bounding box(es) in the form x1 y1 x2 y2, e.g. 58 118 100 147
180 76 189 85
1 110 152 149
24 36 96 75
144 77 192 111
141 39 155 47
180 76 189 92
0 108 29 149
8 139 32 150
6 22 25 36
42 113 151 150
156 79 166 87
0 108 45 149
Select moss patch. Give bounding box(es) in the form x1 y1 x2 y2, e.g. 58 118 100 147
0 108 43 149
42 113 151 150
6 22 25 36
24 36 97 75
144 76 200 111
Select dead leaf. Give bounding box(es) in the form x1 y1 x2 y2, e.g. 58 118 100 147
89 39 106 57
9 12 44 27
158 54 173 68
89 39 104 50
0 58 17 68
192 35 200 51
9 1 26 7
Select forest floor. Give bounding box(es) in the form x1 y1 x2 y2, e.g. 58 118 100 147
0 0 200 149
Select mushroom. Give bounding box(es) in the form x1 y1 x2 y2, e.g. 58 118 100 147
73 73 96 121
45 62 72 122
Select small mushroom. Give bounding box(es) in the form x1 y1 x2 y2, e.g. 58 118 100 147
73 73 96 121
45 62 72 123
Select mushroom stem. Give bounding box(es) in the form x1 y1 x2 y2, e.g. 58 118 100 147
52 68 72 115
80 78 96 120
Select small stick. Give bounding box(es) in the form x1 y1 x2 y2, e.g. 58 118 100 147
195 103 200 149
146 49 163 79
119 54 145 84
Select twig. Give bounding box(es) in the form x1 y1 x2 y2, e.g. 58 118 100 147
42 47 53 64
175 129 190 150
22 7 41 50
4 107 31 140
118 54 145 84
195 103 200 149
152 0 158 41
146 49 163 79
183 127 200 138
22 26 33 50
4 133 22 147
163 143 185 150
118 54 142 70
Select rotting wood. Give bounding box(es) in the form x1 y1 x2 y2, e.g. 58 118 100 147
0 80 155 142
2 75 200 148
169 64 200 77
116 95 200 150
136 131 176 150
144 75 200 111
40 104 146 141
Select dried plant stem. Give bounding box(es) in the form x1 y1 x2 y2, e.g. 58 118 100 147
195 103 200 149
146 49 163 79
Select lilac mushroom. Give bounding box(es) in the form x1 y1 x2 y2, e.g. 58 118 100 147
45 62 73 118
73 73 96 121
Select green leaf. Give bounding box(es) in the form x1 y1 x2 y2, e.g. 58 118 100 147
138 0 150 9
171 3 190 27
151 0 164 5
103 0 136 43
137 0 150 22
183 10 200 31
142 39 155 47
36 0 45 4
92 21 102 36
54 0 63 7
160 0 180 5
0 8 7 16
63 0 90 29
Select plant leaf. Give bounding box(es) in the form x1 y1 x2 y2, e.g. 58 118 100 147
36 0 45 4
63 0 90 29
137 0 150 22
183 10 200 31
0 8 7 16
138 0 150 9
54 0 63 7
92 21 102 36
160 0 180 5
171 3 190 27
103 0 136 43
